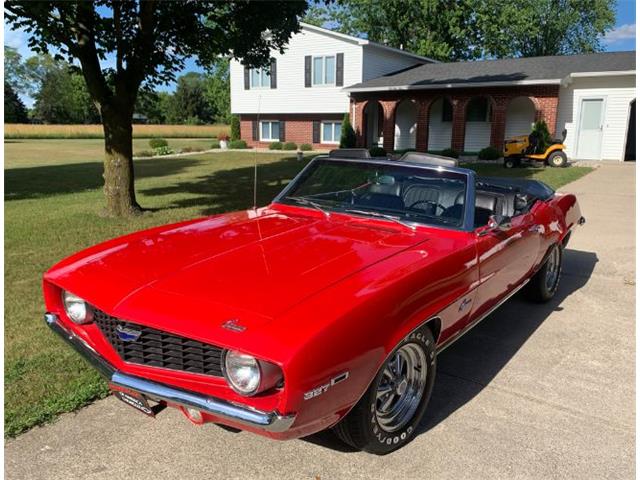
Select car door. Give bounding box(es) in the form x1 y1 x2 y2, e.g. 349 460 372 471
469 211 541 321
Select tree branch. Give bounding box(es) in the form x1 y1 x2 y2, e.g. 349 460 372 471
71 0 111 105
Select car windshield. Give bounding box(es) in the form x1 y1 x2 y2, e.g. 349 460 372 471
278 159 468 229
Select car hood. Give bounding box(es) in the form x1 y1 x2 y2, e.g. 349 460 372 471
46 207 427 330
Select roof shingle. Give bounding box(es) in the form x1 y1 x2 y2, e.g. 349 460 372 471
346 51 635 91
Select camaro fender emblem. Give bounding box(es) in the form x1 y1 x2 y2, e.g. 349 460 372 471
304 372 349 400
116 325 142 342
458 298 472 312
221 318 246 332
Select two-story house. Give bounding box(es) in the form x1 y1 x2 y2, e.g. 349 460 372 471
230 22 433 149
231 23 635 161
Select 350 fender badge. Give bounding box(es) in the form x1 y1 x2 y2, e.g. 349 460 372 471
304 372 349 400
221 318 246 332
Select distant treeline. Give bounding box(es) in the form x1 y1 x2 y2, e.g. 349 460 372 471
5 47 230 126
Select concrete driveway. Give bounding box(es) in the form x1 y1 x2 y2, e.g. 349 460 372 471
5 163 635 480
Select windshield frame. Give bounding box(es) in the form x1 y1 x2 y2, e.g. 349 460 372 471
273 156 477 232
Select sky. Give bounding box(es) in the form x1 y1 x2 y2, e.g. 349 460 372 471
4 0 637 108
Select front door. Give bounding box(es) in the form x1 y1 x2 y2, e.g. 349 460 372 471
577 98 605 160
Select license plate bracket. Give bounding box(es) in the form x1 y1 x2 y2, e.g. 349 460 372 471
112 389 165 417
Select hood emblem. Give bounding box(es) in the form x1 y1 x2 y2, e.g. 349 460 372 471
221 318 246 332
116 325 142 342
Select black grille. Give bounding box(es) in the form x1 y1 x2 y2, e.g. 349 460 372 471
93 309 224 377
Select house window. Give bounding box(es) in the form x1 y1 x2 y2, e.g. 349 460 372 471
250 68 270 88
466 98 490 122
312 56 336 86
441 100 453 122
322 121 341 143
260 121 280 141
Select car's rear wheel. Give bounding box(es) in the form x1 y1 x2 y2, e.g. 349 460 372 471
547 151 568 168
526 243 562 302
332 327 436 454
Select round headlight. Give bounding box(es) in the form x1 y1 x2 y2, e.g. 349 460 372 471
62 291 92 324
223 350 261 396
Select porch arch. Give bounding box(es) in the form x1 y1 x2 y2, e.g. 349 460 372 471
464 96 495 152
363 100 384 148
427 97 453 151
394 99 417 150
505 96 536 139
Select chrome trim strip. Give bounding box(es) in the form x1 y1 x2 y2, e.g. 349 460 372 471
45 313 115 378
436 277 530 354
45 313 296 433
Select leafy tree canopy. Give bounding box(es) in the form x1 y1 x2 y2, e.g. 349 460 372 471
204 59 231 124
4 81 29 123
320 0 615 61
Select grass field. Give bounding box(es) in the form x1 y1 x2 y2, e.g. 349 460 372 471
4 139 593 437
5 138 218 169
5 123 229 139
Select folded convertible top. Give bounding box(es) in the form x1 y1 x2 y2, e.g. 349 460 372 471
477 176 555 201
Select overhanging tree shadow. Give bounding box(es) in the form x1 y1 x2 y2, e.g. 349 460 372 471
5 156 201 201
141 156 308 215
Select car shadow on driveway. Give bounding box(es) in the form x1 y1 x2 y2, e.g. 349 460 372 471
302 248 598 452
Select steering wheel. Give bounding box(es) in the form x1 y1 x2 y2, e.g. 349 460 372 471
408 200 446 215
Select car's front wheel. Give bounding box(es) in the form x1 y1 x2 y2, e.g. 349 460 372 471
332 327 436 454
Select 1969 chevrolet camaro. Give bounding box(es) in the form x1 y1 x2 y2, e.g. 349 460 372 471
43 151 584 454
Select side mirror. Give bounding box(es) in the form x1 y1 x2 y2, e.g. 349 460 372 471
488 214 511 231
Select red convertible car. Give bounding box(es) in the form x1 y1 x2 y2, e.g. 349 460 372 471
44 151 583 454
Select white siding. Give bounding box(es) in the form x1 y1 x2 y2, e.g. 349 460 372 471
427 98 452 150
505 97 536 139
464 122 491 152
230 28 362 114
394 101 417 150
556 75 635 160
362 46 425 81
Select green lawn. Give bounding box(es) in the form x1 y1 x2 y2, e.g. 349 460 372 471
4 140 593 437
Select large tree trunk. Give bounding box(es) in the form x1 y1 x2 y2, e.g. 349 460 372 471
101 103 141 216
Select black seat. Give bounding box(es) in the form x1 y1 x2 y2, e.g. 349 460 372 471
403 185 439 208
441 191 501 228
474 193 498 227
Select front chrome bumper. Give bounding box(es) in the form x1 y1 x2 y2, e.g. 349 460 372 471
45 313 296 433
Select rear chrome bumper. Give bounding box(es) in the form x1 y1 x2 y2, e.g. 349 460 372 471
45 313 296 433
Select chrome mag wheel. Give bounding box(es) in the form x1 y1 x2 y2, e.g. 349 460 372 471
375 343 428 433
545 246 561 291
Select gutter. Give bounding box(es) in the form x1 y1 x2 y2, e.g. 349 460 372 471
344 78 562 93
561 70 636 87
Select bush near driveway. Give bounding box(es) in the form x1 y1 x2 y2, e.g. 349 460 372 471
3 140 593 437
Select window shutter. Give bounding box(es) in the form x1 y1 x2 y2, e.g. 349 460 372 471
336 53 344 87
304 56 312 87
313 121 320 143
252 119 258 141
279 121 286 141
244 66 250 90
270 59 277 89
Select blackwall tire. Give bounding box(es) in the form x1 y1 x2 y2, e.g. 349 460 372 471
332 328 436 454
548 151 568 168
526 243 562 302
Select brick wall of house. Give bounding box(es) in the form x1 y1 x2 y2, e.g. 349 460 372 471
240 114 344 149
